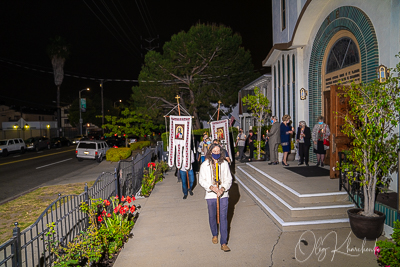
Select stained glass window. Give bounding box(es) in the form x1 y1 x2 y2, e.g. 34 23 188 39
326 37 359 74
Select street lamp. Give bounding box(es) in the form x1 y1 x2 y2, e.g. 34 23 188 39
79 88 90 135
114 99 122 108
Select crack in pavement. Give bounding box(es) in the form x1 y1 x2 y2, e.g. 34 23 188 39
270 230 283 267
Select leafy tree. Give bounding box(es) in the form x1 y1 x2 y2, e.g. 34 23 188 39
242 87 270 160
102 108 161 147
47 36 70 136
135 23 258 129
337 55 400 217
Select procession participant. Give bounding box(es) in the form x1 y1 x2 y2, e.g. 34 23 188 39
213 139 231 164
199 144 232 252
268 116 280 165
296 121 311 166
180 150 196 199
198 133 208 163
236 128 246 161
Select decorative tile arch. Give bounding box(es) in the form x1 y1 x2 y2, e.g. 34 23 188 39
308 6 378 161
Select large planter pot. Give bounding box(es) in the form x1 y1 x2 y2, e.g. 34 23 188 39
347 208 386 240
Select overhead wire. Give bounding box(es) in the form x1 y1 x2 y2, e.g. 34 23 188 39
115 0 143 39
140 0 158 36
135 0 152 37
111 0 141 42
83 0 139 59
99 0 142 53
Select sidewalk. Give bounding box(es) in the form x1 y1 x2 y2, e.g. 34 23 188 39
114 164 382 267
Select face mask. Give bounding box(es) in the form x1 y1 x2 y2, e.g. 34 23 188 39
271 120 274 124
206 141 211 144
212 153 220 159
318 122 323 125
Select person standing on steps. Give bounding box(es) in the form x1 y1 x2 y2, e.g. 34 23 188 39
236 128 246 161
246 130 256 161
268 116 280 165
199 144 232 252
296 121 311 166
280 115 294 166
312 116 330 167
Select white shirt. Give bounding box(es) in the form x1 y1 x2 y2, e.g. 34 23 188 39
199 159 232 199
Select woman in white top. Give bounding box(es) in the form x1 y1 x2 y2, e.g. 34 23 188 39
199 143 232 252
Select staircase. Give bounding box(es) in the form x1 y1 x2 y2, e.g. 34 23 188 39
235 162 354 231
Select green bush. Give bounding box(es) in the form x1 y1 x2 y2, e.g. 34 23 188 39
375 220 400 266
106 148 132 162
129 141 151 151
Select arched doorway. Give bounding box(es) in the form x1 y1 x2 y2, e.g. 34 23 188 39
308 6 379 172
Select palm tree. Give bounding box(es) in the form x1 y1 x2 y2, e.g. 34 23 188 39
47 36 70 137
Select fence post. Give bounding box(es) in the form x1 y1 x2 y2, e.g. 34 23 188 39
84 183 89 229
11 222 21 267
115 168 120 198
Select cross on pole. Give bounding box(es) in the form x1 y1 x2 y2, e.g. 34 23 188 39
217 100 222 120
175 95 181 116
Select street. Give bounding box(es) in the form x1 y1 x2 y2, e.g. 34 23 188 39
0 146 98 202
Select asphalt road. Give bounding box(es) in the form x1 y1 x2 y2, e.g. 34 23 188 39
0 146 98 202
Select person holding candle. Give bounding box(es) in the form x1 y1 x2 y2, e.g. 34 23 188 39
312 116 330 167
199 143 232 252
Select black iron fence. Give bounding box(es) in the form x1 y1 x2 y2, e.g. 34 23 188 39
0 141 163 267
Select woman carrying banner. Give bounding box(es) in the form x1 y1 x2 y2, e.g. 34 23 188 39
199 143 232 252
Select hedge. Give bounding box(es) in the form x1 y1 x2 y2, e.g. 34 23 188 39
129 141 151 151
106 147 132 162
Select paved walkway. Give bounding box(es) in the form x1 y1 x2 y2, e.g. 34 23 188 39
114 165 382 267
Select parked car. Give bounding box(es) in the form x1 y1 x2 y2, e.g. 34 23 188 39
75 140 109 162
25 137 51 151
50 137 71 148
71 135 87 145
0 138 26 156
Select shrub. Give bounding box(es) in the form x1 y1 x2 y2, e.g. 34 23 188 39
129 141 151 151
141 161 167 197
375 220 400 267
106 148 132 162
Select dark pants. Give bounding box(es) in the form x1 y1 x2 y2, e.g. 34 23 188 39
249 145 254 159
206 197 229 245
299 143 310 164
179 169 195 196
264 142 270 161
238 146 245 160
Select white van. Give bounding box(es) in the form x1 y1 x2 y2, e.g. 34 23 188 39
75 140 109 162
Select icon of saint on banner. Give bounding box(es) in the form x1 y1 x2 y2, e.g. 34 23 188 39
217 127 224 140
175 125 184 140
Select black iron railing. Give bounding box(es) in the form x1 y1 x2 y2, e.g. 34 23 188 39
0 142 162 267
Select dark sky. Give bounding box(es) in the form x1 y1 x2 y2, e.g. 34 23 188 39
0 1 272 109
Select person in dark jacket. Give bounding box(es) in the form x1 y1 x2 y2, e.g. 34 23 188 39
280 115 294 166
246 130 256 161
296 121 311 166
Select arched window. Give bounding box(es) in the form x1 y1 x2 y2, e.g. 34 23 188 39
282 55 285 115
278 60 281 119
274 66 277 117
292 55 296 127
326 37 359 74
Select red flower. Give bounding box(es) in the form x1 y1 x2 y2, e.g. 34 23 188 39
152 163 156 168
121 196 126 202
147 162 151 168
97 216 103 222
101 210 106 215
130 205 136 213
126 196 132 204
115 195 119 200
113 204 122 214
120 208 126 215
103 200 110 206
131 196 136 202
107 213 111 218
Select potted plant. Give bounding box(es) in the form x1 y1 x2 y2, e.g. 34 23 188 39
337 56 400 240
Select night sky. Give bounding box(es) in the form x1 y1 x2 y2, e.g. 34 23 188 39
0 1 272 109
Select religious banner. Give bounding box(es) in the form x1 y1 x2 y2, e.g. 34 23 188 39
168 115 192 170
210 119 232 159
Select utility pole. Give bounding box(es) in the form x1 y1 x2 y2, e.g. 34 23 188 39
141 35 159 57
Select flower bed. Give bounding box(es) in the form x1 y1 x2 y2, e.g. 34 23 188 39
47 195 140 267
375 220 400 267
141 161 169 197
